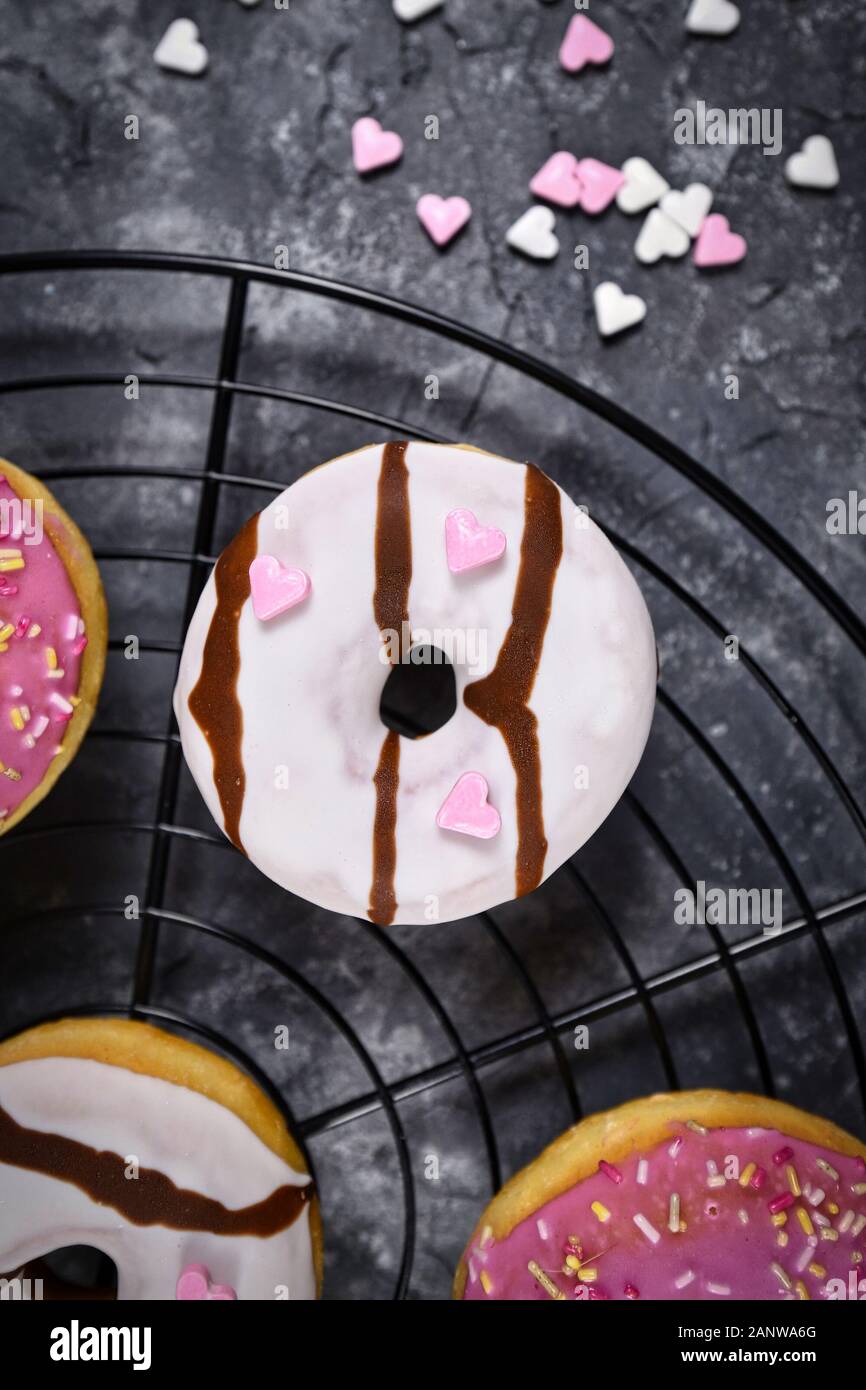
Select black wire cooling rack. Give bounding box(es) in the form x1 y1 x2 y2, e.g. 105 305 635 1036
0 250 865 1301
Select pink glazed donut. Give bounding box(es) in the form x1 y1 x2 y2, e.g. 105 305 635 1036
173 442 657 925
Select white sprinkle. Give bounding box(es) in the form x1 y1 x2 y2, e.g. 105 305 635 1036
674 1269 695 1290
22 734 35 749
636 1158 649 1186
669 1193 680 1232
737 1208 749 1225
536 1218 550 1241
852 1214 866 1238
49 693 73 715
771 1262 792 1290
707 1174 726 1189
812 1211 830 1228
819 1227 839 1242
795 1244 813 1273
64 613 79 641
706 1159 718 1176
686 1120 708 1135
633 1213 661 1245
706 1281 731 1296
816 1158 839 1182
468 1257 479 1284
808 1188 826 1207
838 1210 855 1235
852 1183 866 1195
31 714 49 739
668 1138 683 1160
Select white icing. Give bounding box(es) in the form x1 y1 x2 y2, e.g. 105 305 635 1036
174 443 657 924
0 1058 316 1301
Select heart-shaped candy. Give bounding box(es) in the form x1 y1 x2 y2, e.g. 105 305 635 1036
660 183 713 237
445 508 506 573
616 158 670 215
393 0 444 20
575 158 625 215
176 1264 237 1301
417 194 472 247
154 19 209 76
559 15 615 73
693 213 747 267
437 772 501 840
529 152 582 209
505 206 559 261
634 208 690 264
351 117 403 174
593 281 647 338
785 135 839 190
249 555 311 621
685 0 740 34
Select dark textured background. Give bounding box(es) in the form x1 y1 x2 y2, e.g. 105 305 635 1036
0 0 864 1300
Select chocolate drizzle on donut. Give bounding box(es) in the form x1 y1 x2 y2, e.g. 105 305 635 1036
0 1101 312 1237
369 441 412 927
188 512 260 852
464 464 563 897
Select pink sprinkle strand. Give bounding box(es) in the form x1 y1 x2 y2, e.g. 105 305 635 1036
71 635 88 656
750 1165 767 1189
768 1192 795 1214
14 617 30 638
773 1146 794 1166
624 1283 640 1299
599 1160 623 1185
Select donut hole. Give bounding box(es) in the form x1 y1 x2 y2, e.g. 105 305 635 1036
28 1245 118 1299
379 645 457 738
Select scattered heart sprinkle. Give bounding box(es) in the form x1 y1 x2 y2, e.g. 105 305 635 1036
693 213 747 267
249 555 312 622
616 158 670 215
351 117 403 175
660 183 714 238
685 0 740 36
437 772 501 840
635 208 691 264
417 194 472 247
529 151 583 208
393 0 444 22
154 19 209 77
594 281 647 338
785 135 839 190
576 158 626 215
505 205 559 261
445 508 507 572
560 14 615 73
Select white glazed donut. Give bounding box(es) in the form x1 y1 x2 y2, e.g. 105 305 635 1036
0 1019 320 1301
174 442 656 926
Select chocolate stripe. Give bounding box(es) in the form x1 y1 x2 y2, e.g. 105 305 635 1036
0 1102 311 1237
464 464 563 896
188 513 259 851
368 442 411 926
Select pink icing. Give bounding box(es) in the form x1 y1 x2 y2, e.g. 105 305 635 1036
463 1124 866 1300
0 477 85 823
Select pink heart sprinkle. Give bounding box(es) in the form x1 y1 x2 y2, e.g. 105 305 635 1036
351 116 403 175
529 151 583 209
445 508 506 573
693 213 747 268
249 554 311 622
559 15 615 73
575 158 625 215
176 1263 237 1301
437 772 501 840
416 194 472 247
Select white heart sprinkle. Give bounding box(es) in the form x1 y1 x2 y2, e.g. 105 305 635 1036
505 206 559 261
634 208 690 264
393 0 444 21
685 0 740 35
785 135 839 190
616 158 670 215
660 183 714 237
154 19 208 76
594 281 647 338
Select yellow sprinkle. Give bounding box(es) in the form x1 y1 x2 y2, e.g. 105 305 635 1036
0 624 13 643
739 1162 756 1188
808 1263 826 1279
786 1164 801 1196
771 1212 788 1227
69 694 81 707
9 708 24 731
564 1254 582 1272
577 1267 598 1284
819 1227 839 1242
527 1260 566 1301
0 558 24 573
591 1201 611 1223
827 1202 839 1215
27 623 41 639
796 1207 814 1237
0 548 22 559
480 1270 492 1295
2 765 21 781
45 646 58 670
776 1231 789 1248
795 1280 810 1301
